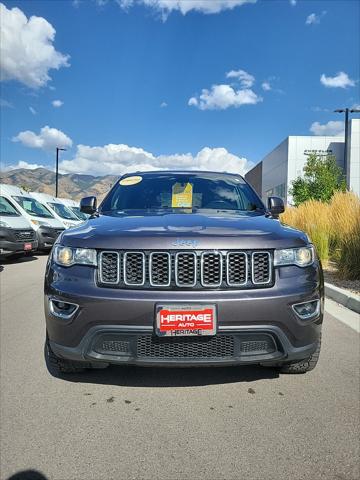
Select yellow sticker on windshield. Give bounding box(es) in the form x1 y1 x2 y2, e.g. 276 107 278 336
119 176 142 186
171 182 193 208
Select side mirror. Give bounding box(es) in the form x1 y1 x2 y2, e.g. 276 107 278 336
80 196 97 215
268 196 285 218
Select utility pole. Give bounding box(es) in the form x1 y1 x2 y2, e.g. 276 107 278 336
334 108 360 187
55 147 66 197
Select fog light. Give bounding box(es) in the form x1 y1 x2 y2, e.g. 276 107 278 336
49 298 79 319
292 300 320 320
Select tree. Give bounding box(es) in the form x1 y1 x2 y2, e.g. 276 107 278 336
290 154 346 206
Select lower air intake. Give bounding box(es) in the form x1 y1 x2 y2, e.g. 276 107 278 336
137 335 235 359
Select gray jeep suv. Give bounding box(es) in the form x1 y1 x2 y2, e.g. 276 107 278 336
45 171 323 374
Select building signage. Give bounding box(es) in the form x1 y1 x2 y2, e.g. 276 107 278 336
304 149 333 156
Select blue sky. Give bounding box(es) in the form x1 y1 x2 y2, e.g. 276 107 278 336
1 0 359 176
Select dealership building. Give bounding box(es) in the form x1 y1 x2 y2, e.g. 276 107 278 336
245 118 360 204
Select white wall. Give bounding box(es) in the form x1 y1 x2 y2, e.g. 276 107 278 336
260 132 358 205
287 135 344 203
348 119 360 196
261 138 288 201
287 136 344 182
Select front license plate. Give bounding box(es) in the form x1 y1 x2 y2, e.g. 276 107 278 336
24 243 32 251
156 304 216 337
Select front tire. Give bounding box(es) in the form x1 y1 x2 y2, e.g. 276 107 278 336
280 336 321 374
45 336 89 374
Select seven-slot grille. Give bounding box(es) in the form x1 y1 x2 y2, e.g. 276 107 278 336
98 249 273 289
14 230 35 241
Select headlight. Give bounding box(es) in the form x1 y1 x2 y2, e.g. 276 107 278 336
63 221 76 228
53 245 97 267
274 246 314 267
0 221 11 228
30 219 52 227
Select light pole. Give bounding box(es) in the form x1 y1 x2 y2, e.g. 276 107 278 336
55 147 66 197
334 108 360 187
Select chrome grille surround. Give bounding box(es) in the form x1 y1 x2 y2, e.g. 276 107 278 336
99 251 120 284
200 251 223 287
123 251 145 286
98 249 273 289
149 252 171 287
251 251 272 285
226 251 248 286
175 252 197 287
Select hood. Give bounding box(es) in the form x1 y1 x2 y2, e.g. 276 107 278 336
60 212 309 250
30 216 65 230
0 214 33 230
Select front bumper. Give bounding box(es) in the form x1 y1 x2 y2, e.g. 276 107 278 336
37 226 64 250
0 227 38 256
45 261 324 367
49 324 319 367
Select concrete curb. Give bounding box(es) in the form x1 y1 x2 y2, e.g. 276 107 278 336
325 282 360 315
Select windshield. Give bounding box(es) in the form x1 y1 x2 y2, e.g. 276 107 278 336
48 202 80 220
13 196 54 218
70 206 88 221
100 173 265 214
0 196 20 216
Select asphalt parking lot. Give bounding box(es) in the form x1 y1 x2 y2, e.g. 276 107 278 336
0 254 359 480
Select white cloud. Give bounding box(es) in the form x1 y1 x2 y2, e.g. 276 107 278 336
311 106 330 112
351 103 360 111
188 84 262 110
310 121 345 136
0 3 70 88
52 99 64 108
188 97 198 107
306 11 326 25
4 160 47 171
289 0 297 6
12 125 73 150
0 98 13 108
226 69 255 88
29 106 37 115
160 101 168 108
116 0 256 16
59 143 252 176
320 71 355 89
261 81 271 91
306 13 318 25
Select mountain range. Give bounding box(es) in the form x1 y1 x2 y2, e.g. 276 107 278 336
0 168 118 201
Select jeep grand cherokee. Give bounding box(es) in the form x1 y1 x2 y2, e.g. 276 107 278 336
44 171 323 374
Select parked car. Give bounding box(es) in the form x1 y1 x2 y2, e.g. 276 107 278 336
30 192 84 229
0 194 38 258
0 185 64 251
45 171 324 374
58 197 89 221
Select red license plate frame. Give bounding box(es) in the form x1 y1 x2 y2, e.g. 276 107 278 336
155 304 217 337
23 243 33 251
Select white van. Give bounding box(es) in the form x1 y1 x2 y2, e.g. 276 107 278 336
0 184 64 251
0 194 38 257
58 197 89 221
30 192 83 229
